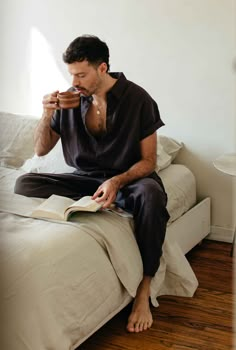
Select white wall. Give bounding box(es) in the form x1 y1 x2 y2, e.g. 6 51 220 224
1 0 235 240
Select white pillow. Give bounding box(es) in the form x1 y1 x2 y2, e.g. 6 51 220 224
21 140 75 174
155 142 172 172
159 135 183 162
156 135 183 172
0 112 39 168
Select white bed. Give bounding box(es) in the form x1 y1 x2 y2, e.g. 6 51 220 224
0 112 211 350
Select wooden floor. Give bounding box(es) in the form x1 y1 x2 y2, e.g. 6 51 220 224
78 240 234 350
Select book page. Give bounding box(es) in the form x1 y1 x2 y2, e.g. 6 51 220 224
68 196 103 211
69 196 95 208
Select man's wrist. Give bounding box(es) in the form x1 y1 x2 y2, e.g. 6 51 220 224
42 109 54 120
110 176 121 190
111 174 128 189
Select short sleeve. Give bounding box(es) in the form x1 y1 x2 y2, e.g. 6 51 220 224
140 98 164 140
50 110 61 135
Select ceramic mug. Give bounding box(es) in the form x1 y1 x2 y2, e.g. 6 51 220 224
57 91 80 109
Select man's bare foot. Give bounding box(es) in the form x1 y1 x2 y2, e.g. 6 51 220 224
126 276 153 333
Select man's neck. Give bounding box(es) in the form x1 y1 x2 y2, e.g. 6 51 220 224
93 73 117 102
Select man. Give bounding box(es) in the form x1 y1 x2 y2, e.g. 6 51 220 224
15 35 170 333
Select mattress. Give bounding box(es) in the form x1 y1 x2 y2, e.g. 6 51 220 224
0 164 196 224
159 164 196 223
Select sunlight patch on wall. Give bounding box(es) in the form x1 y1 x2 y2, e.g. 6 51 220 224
29 27 69 115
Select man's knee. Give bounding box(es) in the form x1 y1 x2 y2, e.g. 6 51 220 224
14 174 31 196
137 179 167 206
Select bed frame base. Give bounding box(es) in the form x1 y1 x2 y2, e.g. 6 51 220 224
166 197 211 255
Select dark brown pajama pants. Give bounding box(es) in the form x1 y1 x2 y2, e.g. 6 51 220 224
14 172 170 277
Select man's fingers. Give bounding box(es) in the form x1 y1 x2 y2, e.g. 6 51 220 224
102 194 115 209
92 179 117 207
42 91 60 109
43 97 58 105
52 90 59 96
43 103 60 110
92 188 104 200
93 191 113 208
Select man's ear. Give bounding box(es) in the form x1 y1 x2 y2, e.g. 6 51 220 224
99 62 108 74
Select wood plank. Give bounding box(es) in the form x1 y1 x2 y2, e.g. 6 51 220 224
78 240 234 350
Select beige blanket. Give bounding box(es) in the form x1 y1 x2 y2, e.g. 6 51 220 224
0 191 198 350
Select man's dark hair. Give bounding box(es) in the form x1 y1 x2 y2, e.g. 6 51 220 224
63 35 110 71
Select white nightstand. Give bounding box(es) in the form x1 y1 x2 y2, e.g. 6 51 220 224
213 153 236 256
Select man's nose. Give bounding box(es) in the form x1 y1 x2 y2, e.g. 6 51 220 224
72 76 80 87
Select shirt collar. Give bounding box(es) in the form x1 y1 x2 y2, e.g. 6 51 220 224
108 72 127 100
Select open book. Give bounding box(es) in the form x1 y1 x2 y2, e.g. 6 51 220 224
31 194 133 221
31 194 104 221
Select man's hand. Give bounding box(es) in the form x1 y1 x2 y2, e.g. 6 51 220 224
42 90 60 117
92 177 121 209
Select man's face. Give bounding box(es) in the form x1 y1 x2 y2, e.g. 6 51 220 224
68 60 105 96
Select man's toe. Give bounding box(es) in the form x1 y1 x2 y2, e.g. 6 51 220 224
126 321 135 332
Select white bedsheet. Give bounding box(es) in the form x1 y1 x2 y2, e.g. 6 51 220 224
0 166 198 350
